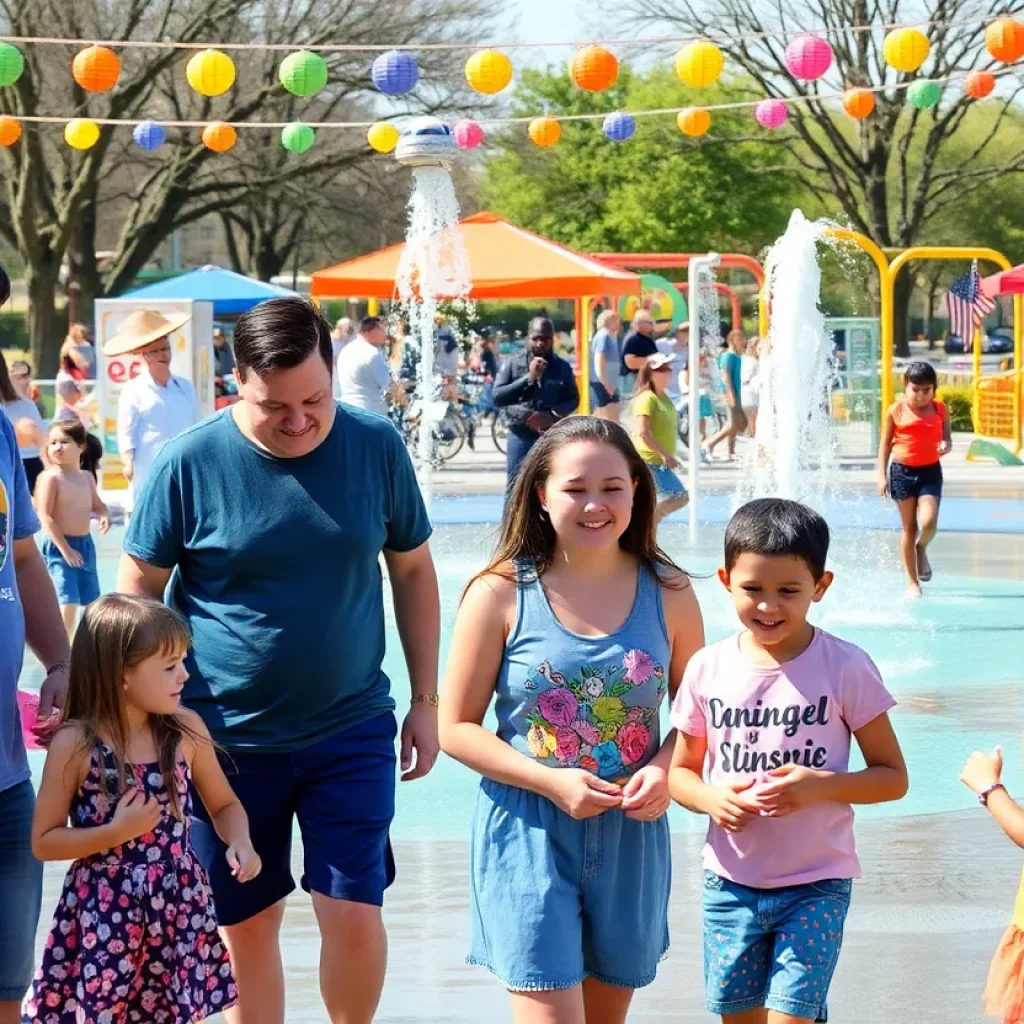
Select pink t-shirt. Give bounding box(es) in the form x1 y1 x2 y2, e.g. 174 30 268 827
670 628 896 889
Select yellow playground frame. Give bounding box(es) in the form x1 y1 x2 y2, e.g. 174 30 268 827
827 230 1023 455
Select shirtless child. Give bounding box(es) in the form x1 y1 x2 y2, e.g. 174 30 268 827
36 420 109 638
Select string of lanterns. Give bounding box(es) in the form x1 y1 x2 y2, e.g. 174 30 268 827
0 16 1020 154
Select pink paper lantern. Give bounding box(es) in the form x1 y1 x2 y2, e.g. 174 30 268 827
785 33 833 81
755 98 788 129
453 118 484 150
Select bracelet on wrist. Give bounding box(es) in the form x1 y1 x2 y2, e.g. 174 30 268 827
411 694 439 707
46 659 70 676
980 782 1006 806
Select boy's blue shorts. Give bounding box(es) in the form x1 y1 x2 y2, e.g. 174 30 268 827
190 712 398 927
41 533 100 607
703 870 852 1022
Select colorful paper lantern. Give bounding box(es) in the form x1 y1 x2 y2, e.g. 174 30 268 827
883 28 930 73
842 87 875 120
367 121 400 153
677 107 710 137
133 120 166 151
202 122 236 153
371 50 419 95
986 18 1024 63
966 70 996 100
528 116 561 147
187 49 236 97
569 46 618 92
0 117 22 147
784 34 833 80
279 50 328 98
0 44 25 87
465 49 512 94
72 45 121 93
674 40 724 88
907 79 941 109
754 99 788 129
281 122 315 154
64 119 100 151
453 119 485 149
602 111 636 142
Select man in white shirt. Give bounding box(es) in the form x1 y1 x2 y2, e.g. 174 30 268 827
656 323 690 404
107 309 201 510
336 316 401 418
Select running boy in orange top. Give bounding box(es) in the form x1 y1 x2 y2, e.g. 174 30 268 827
877 362 952 599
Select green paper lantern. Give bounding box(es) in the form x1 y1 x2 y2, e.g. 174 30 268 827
907 80 941 109
279 51 328 98
0 43 25 87
281 121 315 154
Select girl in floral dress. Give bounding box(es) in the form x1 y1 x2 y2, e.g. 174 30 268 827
24 594 261 1024
439 416 706 1023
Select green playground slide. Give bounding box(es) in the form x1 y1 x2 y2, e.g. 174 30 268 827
967 439 1024 466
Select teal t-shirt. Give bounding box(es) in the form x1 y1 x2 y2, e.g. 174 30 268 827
720 350 742 400
123 404 432 753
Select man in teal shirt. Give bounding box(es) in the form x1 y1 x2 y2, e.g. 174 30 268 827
118 297 440 1024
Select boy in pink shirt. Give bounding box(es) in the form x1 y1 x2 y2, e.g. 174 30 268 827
670 498 908 1023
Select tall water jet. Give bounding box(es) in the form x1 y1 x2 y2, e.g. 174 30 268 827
394 117 471 508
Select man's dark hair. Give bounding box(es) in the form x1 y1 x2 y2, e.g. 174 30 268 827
0 263 9 307
724 498 830 581
904 360 938 388
528 316 554 339
232 297 333 379
360 315 383 334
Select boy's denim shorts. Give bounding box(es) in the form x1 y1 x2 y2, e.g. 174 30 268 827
41 533 100 607
468 778 671 992
702 870 852 1022
0 780 43 1001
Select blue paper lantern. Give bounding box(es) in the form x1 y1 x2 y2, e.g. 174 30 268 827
603 111 636 142
132 120 166 151
371 50 419 95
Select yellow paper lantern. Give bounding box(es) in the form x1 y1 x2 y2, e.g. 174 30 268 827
202 122 237 153
367 121 400 153
677 107 710 137
882 28 930 73
71 45 121 93
65 119 100 151
528 116 561 147
986 18 1024 63
465 49 513 94
187 49 236 97
674 41 724 88
0 117 21 147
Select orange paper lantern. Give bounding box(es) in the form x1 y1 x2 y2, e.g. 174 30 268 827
202 122 237 153
72 45 121 93
986 18 1024 63
0 116 21 146
966 70 996 99
528 116 561 147
677 107 710 137
842 87 875 120
569 46 618 92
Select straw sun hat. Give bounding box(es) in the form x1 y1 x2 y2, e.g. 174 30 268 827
101 309 191 358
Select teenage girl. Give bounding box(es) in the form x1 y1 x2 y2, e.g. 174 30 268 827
24 594 261 1024
877 361 952 598
439 415 705 1024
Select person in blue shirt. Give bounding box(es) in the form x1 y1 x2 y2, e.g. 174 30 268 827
590 309 622 422
116 296 441 1024
705 329 748 460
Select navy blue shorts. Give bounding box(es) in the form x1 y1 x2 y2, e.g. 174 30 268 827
590 381 620 409
190 712 398 927
0 781 42 1000
889 460 942 503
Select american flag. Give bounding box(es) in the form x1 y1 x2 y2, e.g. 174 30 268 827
947 261 996 350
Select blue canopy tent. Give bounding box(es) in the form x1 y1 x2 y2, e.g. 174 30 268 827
124 265 296 317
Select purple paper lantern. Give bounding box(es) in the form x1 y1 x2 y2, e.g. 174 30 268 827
453 119 485 150
784 34 833 81
133 120 166 151
371 49 419 95
754 99 788 129
602 111 636 142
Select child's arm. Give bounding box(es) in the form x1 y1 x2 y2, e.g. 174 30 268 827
89 474 110 534
876 407 895 496
961 746 1024 848
668 730 757 832
938 403 953 456
35 472 83 568
32 727 162 860
182 710 261 882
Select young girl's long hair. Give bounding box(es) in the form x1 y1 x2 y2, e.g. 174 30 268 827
472 416 686 590
65 594 203 819
0 351 17 403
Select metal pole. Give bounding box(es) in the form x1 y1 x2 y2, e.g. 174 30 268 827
687 253 720 546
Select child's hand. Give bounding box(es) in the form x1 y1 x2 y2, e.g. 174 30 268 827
226 839 262 883
960 747 1003 795
63 547 85 568
97 516 110 534
703 780 757 832
547 769 623 820
756 765 825 816
937 440 951 456
877 474 889 498
621 765 671 821
111 787 162 843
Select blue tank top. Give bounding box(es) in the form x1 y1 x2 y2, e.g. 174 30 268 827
494 563 672 782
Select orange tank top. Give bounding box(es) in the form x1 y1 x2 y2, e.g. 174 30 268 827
890 398 946 468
